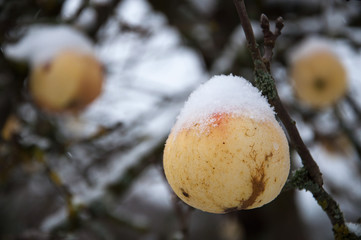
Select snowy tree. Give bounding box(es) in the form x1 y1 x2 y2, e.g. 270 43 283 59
1 0 361 239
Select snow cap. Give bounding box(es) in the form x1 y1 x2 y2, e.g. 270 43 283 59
5 25 94 66
172 74 275 135
289 37 337 63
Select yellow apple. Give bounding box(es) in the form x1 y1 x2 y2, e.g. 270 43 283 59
29 50 103 112
290 50 347 108
163 112 290 213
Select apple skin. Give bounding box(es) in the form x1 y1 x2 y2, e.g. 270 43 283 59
163 112 290 213
291 50 347 108
29 51 103 113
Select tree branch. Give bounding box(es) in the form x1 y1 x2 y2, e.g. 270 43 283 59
232 0 323 186
288 168 359 239
232 0 358 238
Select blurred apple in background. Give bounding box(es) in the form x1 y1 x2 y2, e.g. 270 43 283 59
290 39 347 109
29 50 103 113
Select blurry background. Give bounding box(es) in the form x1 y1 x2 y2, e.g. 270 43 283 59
1 0 361 239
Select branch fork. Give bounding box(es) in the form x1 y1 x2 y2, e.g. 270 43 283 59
260 14 284 71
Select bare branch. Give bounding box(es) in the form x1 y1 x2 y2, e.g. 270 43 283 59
288 168 359 239
231 1 360 238
233 0 323 186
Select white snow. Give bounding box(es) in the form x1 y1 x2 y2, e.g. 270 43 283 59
288 37 340 64
117 0 151 26
61 0 83 20
75 7 97 30
5 25 94 66
346 222 361 236
41 208 67 231
172 74 275 135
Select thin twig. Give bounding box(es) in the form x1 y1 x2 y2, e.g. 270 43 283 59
333 104 361 162
37 151 76 219
260 14 284 71
345 94 361 120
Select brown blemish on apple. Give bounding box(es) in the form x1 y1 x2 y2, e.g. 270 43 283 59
265 152 273 161
180 188 190 198
249 143 257 161
240 158 267 209
240 173 265 209
245 127 257 137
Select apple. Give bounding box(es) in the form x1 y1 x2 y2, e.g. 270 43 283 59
163 112 290 213
29 50 103 112
290 49 347 108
